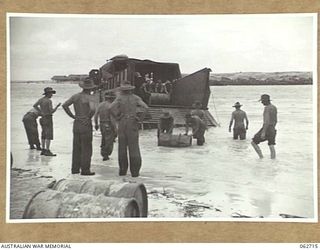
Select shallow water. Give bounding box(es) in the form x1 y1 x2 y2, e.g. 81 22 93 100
9 82 316 219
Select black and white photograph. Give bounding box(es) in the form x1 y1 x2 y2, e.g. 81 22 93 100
7 13 317 222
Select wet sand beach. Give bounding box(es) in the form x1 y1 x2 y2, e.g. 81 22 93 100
9 82 315 220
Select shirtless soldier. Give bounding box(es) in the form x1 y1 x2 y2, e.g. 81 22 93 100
229 102 249 140
251 94 277 159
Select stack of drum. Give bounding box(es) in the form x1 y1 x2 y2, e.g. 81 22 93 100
23 179 148 219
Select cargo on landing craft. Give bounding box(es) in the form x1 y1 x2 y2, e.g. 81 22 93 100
89 55 218 128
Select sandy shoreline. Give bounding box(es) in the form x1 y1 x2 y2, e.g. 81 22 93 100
10 133 228 220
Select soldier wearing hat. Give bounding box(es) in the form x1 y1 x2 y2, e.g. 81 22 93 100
110 81 148 177
33 87 61 156
62 78 97 175
94 92 117 161
229 101 249 140
251 94 277 159
157 110 174 137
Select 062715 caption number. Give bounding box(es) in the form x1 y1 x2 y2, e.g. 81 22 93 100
300 244 318 248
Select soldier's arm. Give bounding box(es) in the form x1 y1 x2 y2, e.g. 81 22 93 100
137 97 149 111
261 107 271 137
88 100 96 119
192 118 200 135
109 98 121 120
244 112 249 129
62 96 76 119
110 114 117 132
136 96 149 121
229 112 234 132
94 104 101 129
51 100 61 114
274 106 278 126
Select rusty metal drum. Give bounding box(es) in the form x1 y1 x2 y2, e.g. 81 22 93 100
23 189 139 219
51 179 148 217
158 133 192 147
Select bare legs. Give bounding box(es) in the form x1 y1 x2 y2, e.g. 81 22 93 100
41 139 55 156
269 145 276 159
251 141 276 159
251 141 263 159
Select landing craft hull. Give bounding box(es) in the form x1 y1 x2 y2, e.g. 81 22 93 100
90 56 218 127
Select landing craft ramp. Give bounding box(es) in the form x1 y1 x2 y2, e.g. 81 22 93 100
145 106 218 128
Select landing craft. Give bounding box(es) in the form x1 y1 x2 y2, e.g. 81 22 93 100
88 55 218 128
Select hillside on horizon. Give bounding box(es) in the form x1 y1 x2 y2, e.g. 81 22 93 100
208 71 312 86
12 71 313 86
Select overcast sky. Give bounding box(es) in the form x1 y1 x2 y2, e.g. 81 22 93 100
9 14 315 81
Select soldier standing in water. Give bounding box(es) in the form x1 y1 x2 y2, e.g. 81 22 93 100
229 102 249 140
251 94 277 159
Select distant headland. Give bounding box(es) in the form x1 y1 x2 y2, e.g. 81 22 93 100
11 71 312 86
207 71 312 86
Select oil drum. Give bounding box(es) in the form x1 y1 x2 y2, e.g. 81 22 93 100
158 133 192 147
51 179 148 217
150 93 170 105
22 189 139 219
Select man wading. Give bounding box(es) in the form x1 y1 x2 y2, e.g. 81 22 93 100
251 94 277 159
185 113 207 146
62 78 96 175
110 81 148 177
229 102 249 140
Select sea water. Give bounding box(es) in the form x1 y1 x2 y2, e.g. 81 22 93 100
9 82 316 219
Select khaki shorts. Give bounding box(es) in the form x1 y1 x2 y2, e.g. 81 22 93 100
40 116 53 140
252 126 276 145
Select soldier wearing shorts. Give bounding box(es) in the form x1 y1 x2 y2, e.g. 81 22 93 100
229 102 249 140
251 94 277 159
33 87 61 156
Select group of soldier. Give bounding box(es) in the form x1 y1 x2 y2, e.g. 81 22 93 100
158 93 278 159
134 72 174 104
228 94 278 159
22 77 277 178
157 100 207 146
23 79 149 176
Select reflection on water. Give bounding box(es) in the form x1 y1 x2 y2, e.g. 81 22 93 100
10 83 315 219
